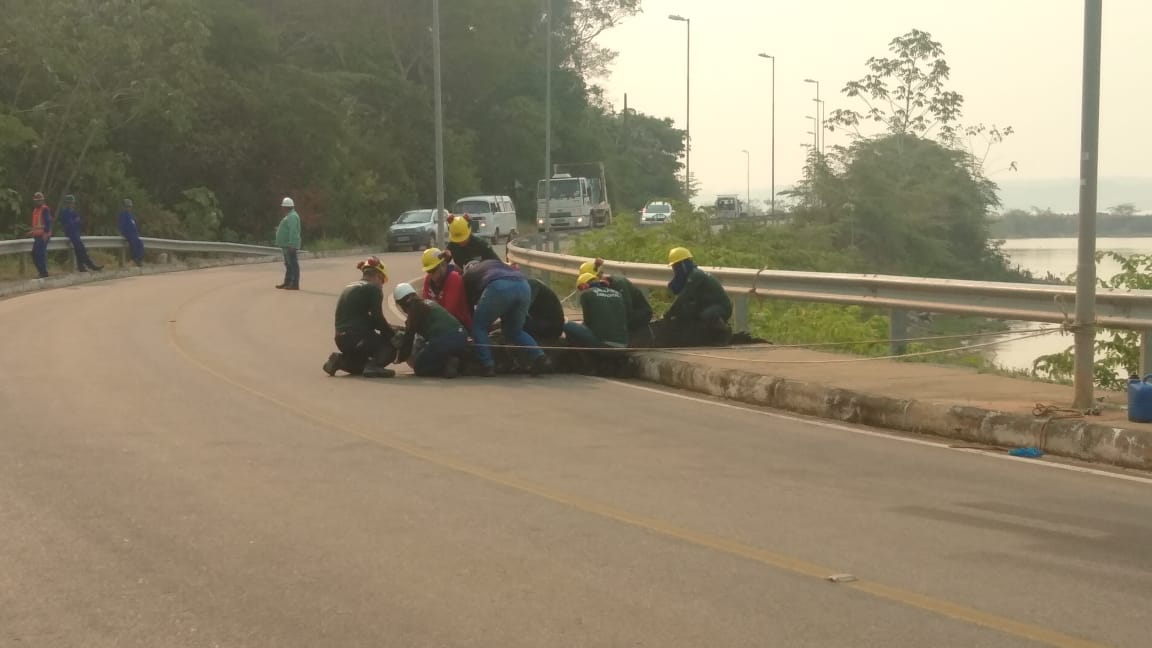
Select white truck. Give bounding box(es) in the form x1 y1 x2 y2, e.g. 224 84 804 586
536 162 612 231
714 194 743 220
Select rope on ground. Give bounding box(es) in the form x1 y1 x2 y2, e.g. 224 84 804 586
1031 402 1093 452
479 327 1062 360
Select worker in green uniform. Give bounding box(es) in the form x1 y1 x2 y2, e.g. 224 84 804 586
579 258 654 346
564 272 630 374
393 283 469 378
323 257 398 378
654 247 732 347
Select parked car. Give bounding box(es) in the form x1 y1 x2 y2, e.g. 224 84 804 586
641 201 674 224
451 195 518 243
387 208 447 251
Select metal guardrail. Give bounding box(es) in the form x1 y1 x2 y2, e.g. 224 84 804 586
506 237 1152 371
0 236 281 258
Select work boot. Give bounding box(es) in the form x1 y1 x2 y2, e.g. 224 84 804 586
529 355 551 377
275 284 287 289
322 352 343 376
443 356 461 379
363 366 396 378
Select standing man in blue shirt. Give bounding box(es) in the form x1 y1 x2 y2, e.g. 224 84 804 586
28 192 52 279
275 196 302 290
59 195 102 272
118 199 144 267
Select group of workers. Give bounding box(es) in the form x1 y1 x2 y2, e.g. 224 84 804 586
323 214 735 379
26 192 145 278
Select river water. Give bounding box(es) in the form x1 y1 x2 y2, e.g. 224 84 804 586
989 237 1152 371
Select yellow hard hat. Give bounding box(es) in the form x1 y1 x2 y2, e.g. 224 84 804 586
667 246 693 266
449 217 471 243
422 247 446 273
576 272 599 289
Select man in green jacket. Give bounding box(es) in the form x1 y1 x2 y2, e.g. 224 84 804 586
275 196 302 290
564 272 630 374
393 283 469 378
655 246 733 347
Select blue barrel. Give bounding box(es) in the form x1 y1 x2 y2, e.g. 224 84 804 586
1127 375 1152 423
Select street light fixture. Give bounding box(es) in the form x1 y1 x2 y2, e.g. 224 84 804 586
804 78 821 154
741 149 750 216
431 0 446 245
757 53 775 215
669 14 691 200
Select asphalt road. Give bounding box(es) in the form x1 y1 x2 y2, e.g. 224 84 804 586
2 253 1151 648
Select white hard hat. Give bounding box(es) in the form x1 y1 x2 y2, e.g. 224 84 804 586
281 197 295 208
393 283 417 303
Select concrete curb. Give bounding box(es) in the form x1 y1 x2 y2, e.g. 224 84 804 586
629 353 1152 471
0 248 372 301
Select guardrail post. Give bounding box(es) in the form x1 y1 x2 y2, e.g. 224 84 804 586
733 294 750 332
118 246 127 268
889 308 908 356
18 253 26 276
1140 330 1152 377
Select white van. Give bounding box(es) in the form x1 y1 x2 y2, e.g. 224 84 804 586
451 195 519 243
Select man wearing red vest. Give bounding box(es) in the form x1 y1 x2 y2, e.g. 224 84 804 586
29 192 52 279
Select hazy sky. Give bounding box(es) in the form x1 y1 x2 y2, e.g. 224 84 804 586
598 0 1150 203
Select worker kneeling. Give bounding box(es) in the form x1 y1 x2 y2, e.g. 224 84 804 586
655 247 733 347
463 259 551 377
393 283 469 378
323 257 398 378
564 273 630 375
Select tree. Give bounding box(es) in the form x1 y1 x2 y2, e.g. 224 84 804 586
1108 203 1139 217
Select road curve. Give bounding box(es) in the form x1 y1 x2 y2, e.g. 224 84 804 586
2 253 1151 648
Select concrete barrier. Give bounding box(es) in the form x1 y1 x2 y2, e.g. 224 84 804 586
628 353 1152 471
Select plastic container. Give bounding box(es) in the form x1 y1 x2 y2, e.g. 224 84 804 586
1127 375 1152 423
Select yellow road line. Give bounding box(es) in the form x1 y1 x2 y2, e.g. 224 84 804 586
165 285 1113 648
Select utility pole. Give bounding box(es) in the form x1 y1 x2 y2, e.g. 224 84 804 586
432 0 446 246
541 0 553 239
1073 0 1103 410
669 15 691 200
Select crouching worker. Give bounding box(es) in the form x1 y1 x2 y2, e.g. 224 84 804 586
564 272 629 375
393 283 469 378
463 259 550 377
323 257 398 378
524 277 565 345
654 247 733 347
579 258 653 346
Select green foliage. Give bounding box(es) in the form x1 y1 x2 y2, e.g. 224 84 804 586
1032 251 1152 390
990 208 1152 238
0 0 678 245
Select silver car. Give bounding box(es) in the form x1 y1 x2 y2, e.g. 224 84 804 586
387 209 446 251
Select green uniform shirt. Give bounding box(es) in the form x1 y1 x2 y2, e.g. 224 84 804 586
608 275 653 331
666 268 733 321
334 281 390 334
397 299 464 362
580 286 629 346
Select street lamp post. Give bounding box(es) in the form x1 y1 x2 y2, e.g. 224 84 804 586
543 0 553 238
813 98 825 155
804 78 821 154
741 149 750 216
669 14 690 199
757 53 775 215
432 0 446 245
1073 0 1103 409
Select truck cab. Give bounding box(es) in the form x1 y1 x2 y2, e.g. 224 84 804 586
536 169 611 230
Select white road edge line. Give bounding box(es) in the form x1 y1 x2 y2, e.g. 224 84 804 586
592 376 1152 487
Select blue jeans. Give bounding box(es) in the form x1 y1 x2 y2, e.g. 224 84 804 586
471 278 543 368
31 237 49 277
68 233 97 270
124 235 144 265
282 247 299 287
412 329 469 376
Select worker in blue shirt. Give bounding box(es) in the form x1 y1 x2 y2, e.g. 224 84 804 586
118 198 144 267
59 195 102 272
28 192 52 278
